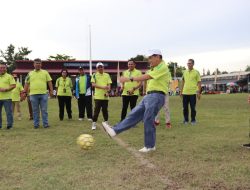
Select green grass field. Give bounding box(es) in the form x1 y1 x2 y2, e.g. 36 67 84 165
0 93 249 190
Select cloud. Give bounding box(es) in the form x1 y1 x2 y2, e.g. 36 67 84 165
168 48 250 73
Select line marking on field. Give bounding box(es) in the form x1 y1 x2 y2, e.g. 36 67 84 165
97 124 182 189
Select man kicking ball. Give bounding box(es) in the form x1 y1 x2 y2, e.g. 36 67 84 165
102 49 171 153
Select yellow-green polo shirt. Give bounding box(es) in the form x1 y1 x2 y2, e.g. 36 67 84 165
26 69 52 95
91 72 112 100
0 73 16 100
147 61 171 94
55 77 73 96
182 69 201 95
122 69 142 96
79 75 86 94
11 82 24 101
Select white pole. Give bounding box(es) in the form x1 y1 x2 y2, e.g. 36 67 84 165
89 25 92 75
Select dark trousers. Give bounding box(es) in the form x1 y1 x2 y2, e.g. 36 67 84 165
58 96 72 120
93 100 108 122
78 94 92 119
183 95 196 122
121 95 138 121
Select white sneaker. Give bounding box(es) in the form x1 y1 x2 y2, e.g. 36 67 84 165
87 118 93 121
103 121 108 125
92 122 96 130
78 118 83 121
102 122 116 137
139 147 156 153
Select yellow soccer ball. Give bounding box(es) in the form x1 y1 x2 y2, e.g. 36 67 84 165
77 134 95 150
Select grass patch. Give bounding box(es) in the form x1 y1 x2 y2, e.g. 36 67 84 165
0 93 249 189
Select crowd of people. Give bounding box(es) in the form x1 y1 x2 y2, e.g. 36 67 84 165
0 50 203 153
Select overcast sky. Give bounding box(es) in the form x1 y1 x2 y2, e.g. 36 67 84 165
0 0 249 73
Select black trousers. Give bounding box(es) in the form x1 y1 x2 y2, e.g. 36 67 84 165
58 96 72 120
93 100 108 122
121 95 138 121
182 94 196 122
78 94 92 119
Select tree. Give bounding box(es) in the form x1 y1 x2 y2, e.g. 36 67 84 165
212 68 221 75
0 44 32 73
206 69 211 75
129 55 147 62
47 54 76 61
245 65 250 72
168 62 186 78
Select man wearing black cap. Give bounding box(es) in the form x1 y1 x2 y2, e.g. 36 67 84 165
75 67 93 121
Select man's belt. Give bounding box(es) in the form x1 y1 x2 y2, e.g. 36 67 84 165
147 91 165 95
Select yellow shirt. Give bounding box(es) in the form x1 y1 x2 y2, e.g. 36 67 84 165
11 81 24 101
0 73 16 100
26 69 52 95
147 61 171 94
91 72 112 100
182 69 201 95
55 77 73 96
122 69 142 96
79 75 86 94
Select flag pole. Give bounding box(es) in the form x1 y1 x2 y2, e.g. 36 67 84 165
117 60 120 87
89 25 92 75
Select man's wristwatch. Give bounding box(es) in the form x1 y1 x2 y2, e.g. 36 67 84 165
129 77 134 82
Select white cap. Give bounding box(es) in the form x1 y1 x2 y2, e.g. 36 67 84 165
96 62 104 68
147 49 162 57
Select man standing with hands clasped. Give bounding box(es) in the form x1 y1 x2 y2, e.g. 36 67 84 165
91 62 112 130
120 60 142 121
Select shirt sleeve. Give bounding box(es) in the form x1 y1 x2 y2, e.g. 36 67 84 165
46 71 52 82
55 78 59 87
25 73 30 84
91 75 95 83
148 65 169 80
69 78 73 88
107 74 112 84
20 84 24 91
196 71 201 82
137 70 142 77
9 76 16 85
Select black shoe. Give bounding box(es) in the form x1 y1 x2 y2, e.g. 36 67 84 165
7 126 12 130
34 126 39 129
29 117 33 120
44 125 50 128
60 118 63 121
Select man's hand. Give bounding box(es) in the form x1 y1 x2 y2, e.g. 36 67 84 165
49 90 53 97
127 88 134 95
119 77 130 83
180 91 183 97
197 93 201 100
104 86 110 90
0 88 7 92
